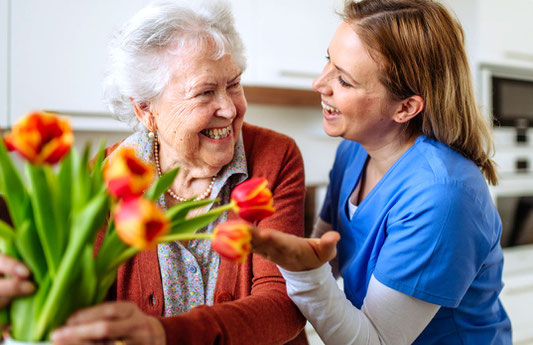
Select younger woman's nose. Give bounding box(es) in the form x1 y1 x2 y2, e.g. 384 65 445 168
312 64 333 95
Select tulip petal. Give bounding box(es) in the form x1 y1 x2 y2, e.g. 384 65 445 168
231 177 275 222
104 147 154 200
3 111 73 165
231 178 269 202
212 220 252 263
114 198 169 250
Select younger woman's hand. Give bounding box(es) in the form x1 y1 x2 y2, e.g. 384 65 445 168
251 227 340 272
51 301 166 345
0 254 35 309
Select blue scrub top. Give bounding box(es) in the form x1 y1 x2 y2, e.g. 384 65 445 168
321 136 512 344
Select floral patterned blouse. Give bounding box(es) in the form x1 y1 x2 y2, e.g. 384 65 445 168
115 130 248 316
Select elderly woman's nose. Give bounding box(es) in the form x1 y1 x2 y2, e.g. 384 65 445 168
215 93 237 118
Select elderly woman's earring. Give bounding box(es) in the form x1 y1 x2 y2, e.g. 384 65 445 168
148 116 156 138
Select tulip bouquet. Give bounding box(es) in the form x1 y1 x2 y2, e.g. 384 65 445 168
0 111 274 343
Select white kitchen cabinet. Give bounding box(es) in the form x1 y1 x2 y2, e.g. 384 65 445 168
9 0 147 130
231 0 344 89
0 0 8 128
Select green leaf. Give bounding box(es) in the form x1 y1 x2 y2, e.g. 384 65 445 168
48 246 97 336
0 219 14 242
95 268 119 304
167 209 223 237
90 140 107 196
10 273 51 341
94 223 127 279
0 309 9 327
26 164 61 278
56 150 73 239
0 137 29 229
166 198 216 222
34 191 109 340
14 220 47 283
71 143 92 212
145 167 179 201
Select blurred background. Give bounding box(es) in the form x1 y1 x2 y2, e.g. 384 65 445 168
1 0 532 343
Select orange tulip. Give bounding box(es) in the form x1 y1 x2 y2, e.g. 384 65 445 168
231 177 275 222
114 197 170 250
3 111 73 165
103 147 154 200
212 220 252 263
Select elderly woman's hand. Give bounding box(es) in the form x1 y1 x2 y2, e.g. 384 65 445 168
251 227 340 272
0 253 35 309
50 301 166 345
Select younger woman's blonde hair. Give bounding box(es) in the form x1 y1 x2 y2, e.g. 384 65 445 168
343 0 498 185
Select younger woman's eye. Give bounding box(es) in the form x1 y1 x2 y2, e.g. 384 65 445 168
337 76 352 88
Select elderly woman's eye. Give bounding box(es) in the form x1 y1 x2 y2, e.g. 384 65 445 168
198 90 215 97
228 82 241 89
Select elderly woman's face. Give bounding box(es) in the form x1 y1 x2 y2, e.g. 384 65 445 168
151 47 246 173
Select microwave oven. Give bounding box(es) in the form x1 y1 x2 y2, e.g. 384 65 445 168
479 63 533 130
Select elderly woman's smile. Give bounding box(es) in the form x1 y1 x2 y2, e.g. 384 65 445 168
201 124 233 140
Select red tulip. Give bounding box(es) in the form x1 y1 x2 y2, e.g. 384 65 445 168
103 147 154 200
114 197 170 250
231 177 275 222
212 220 252 263
3 111 73 165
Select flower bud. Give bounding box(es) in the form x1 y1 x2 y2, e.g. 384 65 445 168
114 197 169 250
3 111 73 165
231 177 275 222
104 147 154 200
212 220 252 263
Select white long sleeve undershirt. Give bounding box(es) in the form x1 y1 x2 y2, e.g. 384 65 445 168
279 263 440 345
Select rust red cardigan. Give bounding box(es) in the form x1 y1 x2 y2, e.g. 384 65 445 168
98 123 308 345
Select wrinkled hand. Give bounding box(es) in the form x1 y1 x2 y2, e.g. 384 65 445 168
251 227 340 272
0 253 35 309
51 301 166 345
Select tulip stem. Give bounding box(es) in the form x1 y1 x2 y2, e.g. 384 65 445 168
159 233 213 242
107 247 139 273
211 202 236 214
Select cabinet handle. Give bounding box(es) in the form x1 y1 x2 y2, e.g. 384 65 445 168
279 70 319 80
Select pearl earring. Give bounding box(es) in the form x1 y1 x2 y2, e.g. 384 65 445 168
148 116 156 138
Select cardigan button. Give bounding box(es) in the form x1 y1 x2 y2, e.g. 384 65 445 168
149 294 156 306
216 292 233 303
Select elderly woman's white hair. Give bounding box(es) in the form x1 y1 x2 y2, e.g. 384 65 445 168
103 0 247 129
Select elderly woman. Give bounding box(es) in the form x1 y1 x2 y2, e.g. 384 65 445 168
252 0 512 344
0 1 307 344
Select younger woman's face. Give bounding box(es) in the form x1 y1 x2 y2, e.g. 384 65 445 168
312 22 402 146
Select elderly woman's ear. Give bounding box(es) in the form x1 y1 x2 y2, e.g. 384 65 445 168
130 98 154 130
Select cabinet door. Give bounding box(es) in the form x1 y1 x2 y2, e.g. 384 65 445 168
0 0 8 128
232 0 343 89
10 0 147 129
478 0 533 65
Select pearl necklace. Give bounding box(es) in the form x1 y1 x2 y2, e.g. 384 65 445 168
153 133 215 202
